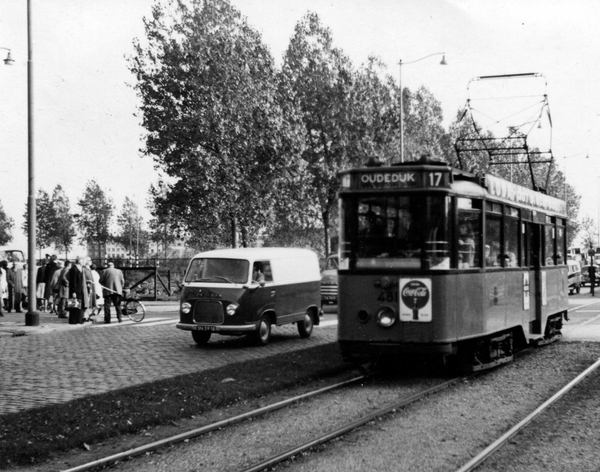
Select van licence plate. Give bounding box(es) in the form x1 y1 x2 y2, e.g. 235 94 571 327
195 325 217 332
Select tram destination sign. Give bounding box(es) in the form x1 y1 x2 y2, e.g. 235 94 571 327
356 170 450 190
485 175 566 214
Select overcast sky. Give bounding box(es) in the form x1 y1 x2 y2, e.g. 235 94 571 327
0 0 599 253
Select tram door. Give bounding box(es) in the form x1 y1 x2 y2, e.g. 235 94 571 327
528 222 543 334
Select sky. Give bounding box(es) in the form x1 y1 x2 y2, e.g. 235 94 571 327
0 0 599 253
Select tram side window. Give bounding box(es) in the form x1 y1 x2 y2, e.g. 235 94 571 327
485 214 502 267
545 224 555 266
556 223 565 264
504 218 519 267
458 210 481 268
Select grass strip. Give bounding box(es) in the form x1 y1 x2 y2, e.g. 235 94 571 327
0 342 349 469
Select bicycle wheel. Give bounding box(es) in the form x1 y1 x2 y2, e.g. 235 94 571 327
124 299 146 322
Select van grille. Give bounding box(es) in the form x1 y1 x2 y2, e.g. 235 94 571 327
193 301 224 324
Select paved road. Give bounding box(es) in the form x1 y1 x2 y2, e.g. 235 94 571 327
1 293 598 416
0 305 338 415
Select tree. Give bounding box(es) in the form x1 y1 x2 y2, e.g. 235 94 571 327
402 85 448 162
115 197 145 258
0 200 14 246
346 56 401 166
77 180 114 257
580 216 597 254
280 12 354 255
130 0 303 249
22 189 55 255
49 185 77 258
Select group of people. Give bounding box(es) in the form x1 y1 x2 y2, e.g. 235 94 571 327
0 259 27 315
0 255 126 325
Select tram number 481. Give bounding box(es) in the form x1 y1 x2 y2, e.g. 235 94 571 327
377 290 399 303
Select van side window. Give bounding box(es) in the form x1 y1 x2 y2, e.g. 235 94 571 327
253 261 272 282
263 262 273 281
252 262 265 282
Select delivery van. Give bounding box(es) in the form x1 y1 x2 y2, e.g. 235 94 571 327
177 248 322 346
567 260 582 295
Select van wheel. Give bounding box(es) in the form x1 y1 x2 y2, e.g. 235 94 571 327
254 316 271 346
298 310 314 338
192 331 211 345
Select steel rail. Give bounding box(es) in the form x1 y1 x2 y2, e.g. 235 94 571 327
455 356 600 472
61 374 369 472
236 374 470 472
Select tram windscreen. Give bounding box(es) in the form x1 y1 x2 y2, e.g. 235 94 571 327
341 195 450 270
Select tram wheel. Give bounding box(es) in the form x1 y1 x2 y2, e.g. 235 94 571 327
254 315 271 346
192 330 211 345
297 310 314 338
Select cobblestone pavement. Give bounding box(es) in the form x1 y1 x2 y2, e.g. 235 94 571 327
0 306 338 415
1 296 596 417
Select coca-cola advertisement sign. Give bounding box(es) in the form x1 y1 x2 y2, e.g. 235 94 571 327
399 278 432 322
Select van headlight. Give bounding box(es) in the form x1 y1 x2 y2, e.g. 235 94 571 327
226 303 239 316
376 306 397 328
181 302 191 314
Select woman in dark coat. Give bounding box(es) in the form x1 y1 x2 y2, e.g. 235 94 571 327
67 257 88 324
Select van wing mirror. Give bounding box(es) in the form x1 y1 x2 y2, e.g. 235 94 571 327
242 280 265 290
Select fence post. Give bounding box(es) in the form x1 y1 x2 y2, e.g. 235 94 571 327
153 258 158 301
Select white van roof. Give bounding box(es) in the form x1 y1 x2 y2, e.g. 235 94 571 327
189 247 321 284
191 247 318 261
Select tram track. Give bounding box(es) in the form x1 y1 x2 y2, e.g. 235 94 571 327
235 374 470 472
61 374 370 472
55 344 600 472
455 357 600 472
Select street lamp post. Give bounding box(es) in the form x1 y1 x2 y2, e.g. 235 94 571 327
25 0 40 326
399 52 447 163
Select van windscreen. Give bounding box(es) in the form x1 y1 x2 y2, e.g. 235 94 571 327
185 258 249 284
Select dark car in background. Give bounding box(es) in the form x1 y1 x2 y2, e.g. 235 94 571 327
581 265 599 287
320 254 338 311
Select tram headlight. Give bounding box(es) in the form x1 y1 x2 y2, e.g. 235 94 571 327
226 303 239 316
376 306 397 328
181 302 191 314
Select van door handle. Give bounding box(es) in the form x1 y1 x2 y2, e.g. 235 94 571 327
270 290 276 297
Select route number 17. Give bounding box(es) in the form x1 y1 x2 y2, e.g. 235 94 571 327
428 172 443 187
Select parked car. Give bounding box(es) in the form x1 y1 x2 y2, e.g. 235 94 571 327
320 253 338 310
567 260 582 294
177 248 322 346
581 265 600 287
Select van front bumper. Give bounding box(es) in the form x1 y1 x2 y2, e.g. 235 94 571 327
176 322 257 332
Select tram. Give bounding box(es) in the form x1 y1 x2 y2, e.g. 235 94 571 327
337 155 568 370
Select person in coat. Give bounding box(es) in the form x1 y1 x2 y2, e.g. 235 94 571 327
57 260 71 318
82 257 96 322
67 257 89 324
0 261 7 316
99 262 125 323
8 263 24 313
50 260 64 316
43 255 59 313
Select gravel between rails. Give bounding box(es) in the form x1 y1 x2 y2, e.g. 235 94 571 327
284 342 600 472
11 341 600 472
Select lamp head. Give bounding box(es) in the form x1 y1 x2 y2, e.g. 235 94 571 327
3 51 14 66
440 54 447 65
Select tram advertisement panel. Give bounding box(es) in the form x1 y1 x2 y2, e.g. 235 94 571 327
399 278 432 322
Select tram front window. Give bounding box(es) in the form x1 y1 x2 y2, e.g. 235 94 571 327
349 195 450 269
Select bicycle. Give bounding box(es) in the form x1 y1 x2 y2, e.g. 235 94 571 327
121 295 146 322
100 286 146 322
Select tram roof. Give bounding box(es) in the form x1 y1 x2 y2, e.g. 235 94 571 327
339 159 567 217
